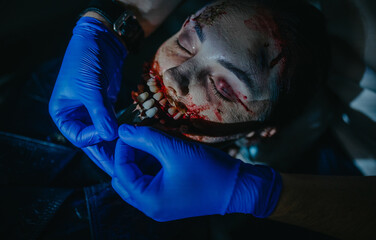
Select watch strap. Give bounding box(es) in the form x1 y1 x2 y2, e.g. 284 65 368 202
81 0 144 53
83 0 123 25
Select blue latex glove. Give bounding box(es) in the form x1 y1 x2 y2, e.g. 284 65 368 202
49 17 127 149
82 140 117 176
112 124 282 222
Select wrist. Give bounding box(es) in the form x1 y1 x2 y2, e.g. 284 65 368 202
115 0 183 37
81 0 145 53
82 11 127 47
73 16 127 60
226 163 283 218
113 1 153 37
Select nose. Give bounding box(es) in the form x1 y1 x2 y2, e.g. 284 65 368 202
163 67 189 97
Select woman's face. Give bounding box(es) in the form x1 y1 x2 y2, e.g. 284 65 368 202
150 1 285 142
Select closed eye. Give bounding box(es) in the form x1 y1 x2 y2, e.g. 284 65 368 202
175 39 192 55
209 77 235 102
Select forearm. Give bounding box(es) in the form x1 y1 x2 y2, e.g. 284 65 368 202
116 0 183 36
82 0 183 41
81 11 127 48
269 174 376 239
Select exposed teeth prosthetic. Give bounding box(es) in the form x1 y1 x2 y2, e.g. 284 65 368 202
145 107 158 118
119 68 187 125
142 98 155 109
167 107 177 116
153 92 163 101
159 98 167 107
136 92 149 103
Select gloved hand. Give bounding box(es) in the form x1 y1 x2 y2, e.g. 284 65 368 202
49 17 127 148
112 124 282 222
82 140 117 176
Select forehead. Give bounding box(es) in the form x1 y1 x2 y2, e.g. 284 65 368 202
195 2 260 41
194 2 274 72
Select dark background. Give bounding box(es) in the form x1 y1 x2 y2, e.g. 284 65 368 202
1 0 370 239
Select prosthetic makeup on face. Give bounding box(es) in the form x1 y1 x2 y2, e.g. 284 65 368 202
129 1 287 143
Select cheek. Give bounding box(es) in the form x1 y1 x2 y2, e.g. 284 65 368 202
183 86 225 122
184 85 258 123
154 47 175 74
154 38 185 74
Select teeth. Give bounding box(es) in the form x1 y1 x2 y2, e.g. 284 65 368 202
145 107 158 118
173 111 183 120
137 92 149 103
168 107 177 115
142 98 155 109
147 78 157 86
153 92 163 101
149 85 159 93
159 98 167 106
135 104 142 112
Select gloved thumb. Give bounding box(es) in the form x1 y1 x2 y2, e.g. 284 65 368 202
84 93 118 141
118 124 173 166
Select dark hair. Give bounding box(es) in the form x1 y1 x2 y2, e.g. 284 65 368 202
234 0 331 127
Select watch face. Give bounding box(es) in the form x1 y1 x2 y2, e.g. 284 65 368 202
113 12 130 36
113 12 144 51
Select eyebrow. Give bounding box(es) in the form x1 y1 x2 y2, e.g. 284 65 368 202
194 22 205 42
217 59 255 91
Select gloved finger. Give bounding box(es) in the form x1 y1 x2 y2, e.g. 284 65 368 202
49 99 104 147
82 139 116 176
114 138 155 201
112 175 155 211
60 120 103 148
114 138 143 183
83 92 118 141
118 124 175 167
112 177 138 208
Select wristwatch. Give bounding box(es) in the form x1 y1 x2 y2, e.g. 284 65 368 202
82 0 144 53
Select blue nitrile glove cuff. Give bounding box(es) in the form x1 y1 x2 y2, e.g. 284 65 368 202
113 125 242 221
226 162 282 218
76 17 127 58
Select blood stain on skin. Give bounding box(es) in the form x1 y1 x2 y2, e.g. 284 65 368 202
146 60 212 122
183 16 191 27
180 94 209 121
243 9 285 53
214 108 223 122
150 60 161 78
146 60 171 115
149 60 168 95
244 9 288 82
235 91 253 114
